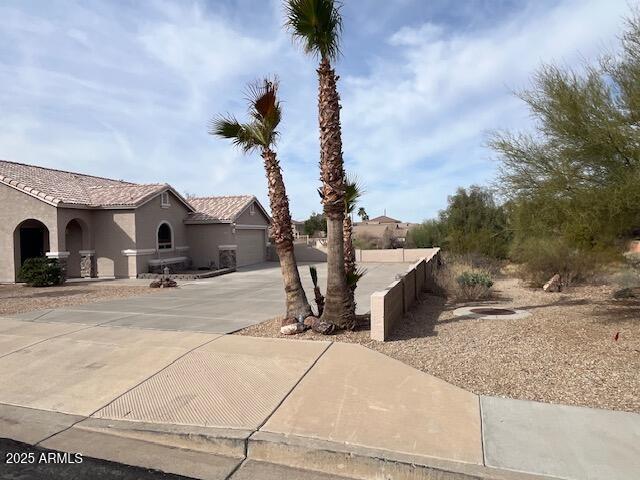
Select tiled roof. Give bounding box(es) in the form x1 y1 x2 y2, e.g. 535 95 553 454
369 215 402 223
187 195 256 223
0 159 168 207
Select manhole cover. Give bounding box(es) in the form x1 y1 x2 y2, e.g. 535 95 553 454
469 308 516 316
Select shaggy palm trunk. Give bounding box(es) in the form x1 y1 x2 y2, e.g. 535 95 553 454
262 148 312 320
343 214 357 318
317 57 352 328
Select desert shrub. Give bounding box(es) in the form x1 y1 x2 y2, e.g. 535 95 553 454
18 257 62 287
436 258 494 302
445 252 504 277
353 232 377 250
623 252 640 271
457 271 494 289
510 238 609 287
407 219 445 248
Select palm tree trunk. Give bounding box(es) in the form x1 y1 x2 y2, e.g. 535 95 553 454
317 57 352 328
262 148 312 320
343 214 357 317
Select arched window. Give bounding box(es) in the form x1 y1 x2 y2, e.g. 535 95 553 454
157 222 173 250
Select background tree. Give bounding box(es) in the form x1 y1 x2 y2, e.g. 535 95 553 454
357 207 369 221
286 0 352 328
407 186 510 258
303 212 327 237
211 78 312 321
490 11 640 267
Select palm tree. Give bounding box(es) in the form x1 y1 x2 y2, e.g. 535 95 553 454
210 78 312 322
344 177 365 321
357 207 368 221
285 0 352 328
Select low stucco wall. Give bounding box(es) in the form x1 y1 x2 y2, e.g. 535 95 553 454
370 249 441 341
356 247 440 263
268 243 328 263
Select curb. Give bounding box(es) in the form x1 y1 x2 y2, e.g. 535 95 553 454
247 431 558 480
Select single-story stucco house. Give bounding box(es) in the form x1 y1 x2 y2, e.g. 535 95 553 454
0 160 271 283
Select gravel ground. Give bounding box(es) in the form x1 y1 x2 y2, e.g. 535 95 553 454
0 283 163 316
236 277 640 413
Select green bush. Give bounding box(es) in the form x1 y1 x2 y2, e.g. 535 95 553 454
510 238 607 287
456 271 494 289
18 257 62 287
436 258 494 302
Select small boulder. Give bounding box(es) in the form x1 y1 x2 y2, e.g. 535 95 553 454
543 274 562 292
613 287 639 299
280 317 304 335
280 323 305 335
303 316 318 327
311 320 336 335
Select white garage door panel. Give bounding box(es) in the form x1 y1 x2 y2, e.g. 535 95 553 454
237 229 265 267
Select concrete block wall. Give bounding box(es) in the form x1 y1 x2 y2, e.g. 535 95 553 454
370 248 440 341
355 247 439 263
370 280 404 341
403 267 416 309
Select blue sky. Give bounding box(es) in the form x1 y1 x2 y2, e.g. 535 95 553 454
0 0 633 222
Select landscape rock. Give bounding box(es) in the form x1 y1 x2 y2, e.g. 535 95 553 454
311 320 336 335
543 274 562 292
149 278 177 288
303 316 318 327
280 323 305 335
613 287 639 299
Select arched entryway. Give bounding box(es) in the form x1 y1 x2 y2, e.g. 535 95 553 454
13 219 50 280
65 219 85 278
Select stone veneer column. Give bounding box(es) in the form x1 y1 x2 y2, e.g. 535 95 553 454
218 245 237 270
46 251 70 284
79 250 96 278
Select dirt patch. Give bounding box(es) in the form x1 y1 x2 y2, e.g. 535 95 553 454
236 277 640 413
0 283 164 316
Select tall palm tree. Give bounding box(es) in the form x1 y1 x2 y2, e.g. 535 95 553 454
357 207 368 221
210 78 312 322
285 0 352 328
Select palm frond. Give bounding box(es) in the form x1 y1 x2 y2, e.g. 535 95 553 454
245 78 282 146
209 115 261 153
344 175 364 214
284 0 342 61
309 265 319 286
346 266 367 287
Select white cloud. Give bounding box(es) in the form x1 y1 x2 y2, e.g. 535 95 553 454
0 0 633 223
339 0 629 220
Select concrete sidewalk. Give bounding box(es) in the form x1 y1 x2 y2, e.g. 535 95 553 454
0 320 638 479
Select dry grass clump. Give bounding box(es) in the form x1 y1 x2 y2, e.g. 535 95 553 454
436 254 498 302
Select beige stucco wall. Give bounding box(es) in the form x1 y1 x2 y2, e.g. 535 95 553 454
93 209 136 278
186 223 234 269
235 201 270 226
57 208 93 251
133 191 191 274
135 192 190 251
0 184 59 283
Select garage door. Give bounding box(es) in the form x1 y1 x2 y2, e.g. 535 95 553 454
236 229 266 267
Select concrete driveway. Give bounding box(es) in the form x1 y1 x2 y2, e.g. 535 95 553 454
5 262 408 334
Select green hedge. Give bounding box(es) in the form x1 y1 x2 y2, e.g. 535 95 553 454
18 257 62 287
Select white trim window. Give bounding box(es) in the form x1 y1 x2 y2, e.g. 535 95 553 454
157 222 173 250
161 191 170 208
249 203 255 215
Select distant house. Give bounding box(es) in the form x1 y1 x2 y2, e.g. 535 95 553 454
0 160 271 282
292 220 305 239
353 214 417 247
